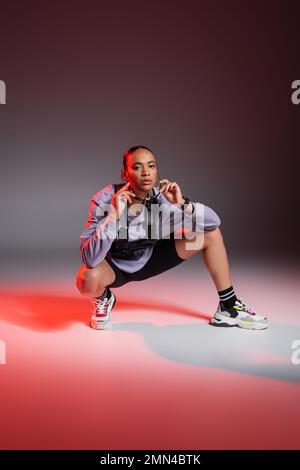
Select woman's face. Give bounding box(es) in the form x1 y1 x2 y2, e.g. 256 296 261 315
125 149 158 193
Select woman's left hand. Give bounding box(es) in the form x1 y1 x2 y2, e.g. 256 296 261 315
159 179 184 206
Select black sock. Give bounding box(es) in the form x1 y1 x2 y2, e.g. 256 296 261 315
218 285 237 308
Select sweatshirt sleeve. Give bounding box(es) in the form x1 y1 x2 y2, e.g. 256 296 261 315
80 185 126 268
156 191 221 236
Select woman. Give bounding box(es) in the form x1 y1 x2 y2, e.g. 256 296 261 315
76 145 268 330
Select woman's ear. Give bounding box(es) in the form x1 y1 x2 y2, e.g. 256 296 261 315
121 169 127 181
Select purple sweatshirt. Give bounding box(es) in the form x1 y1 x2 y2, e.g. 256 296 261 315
80 183 221 273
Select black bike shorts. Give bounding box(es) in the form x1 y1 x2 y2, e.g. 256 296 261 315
105 235 185 288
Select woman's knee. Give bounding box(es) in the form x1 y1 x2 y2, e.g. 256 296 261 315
76 260 116 294
203 226 223 249
76 265 100 294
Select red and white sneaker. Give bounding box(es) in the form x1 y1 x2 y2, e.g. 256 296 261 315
210 298 269 330
90 287 116 330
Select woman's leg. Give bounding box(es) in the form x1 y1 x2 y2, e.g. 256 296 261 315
76 259 116 298
174 227 233 291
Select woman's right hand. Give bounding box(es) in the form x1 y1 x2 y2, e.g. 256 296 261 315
111 182 136 219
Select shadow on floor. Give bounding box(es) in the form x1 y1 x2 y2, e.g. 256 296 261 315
114 321 300 383
1 290 299 383
0 289 210 332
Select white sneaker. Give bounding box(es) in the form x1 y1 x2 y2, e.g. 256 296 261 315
90 287 116 330
210 298 269 330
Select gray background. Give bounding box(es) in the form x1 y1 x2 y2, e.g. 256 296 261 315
0 0 299 265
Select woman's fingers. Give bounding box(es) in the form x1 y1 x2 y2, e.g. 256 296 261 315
119 182 129 194
164 182 172 192
120 183 137 197
124 191 136 202
159 179 169 191
162 181 179 193
119 191 134 204
118 182 137 204
127 195 132 204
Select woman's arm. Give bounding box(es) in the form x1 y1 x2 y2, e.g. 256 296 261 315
80 186 126 268
157 189 221 235
158 179 220 230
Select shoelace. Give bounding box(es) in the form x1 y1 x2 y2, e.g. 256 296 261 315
237 297 255 315
92 296 110 316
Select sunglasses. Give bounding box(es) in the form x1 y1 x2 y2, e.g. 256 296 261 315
131 179 164 204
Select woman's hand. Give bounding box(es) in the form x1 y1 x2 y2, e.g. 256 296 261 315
159 179 185 206
112 182 136 219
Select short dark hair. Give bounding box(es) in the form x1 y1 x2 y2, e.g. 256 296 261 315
121 145 154 180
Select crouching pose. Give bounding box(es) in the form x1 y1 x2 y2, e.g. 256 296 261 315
76 145 269 330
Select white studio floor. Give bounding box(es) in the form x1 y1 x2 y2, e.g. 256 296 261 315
0 254 299 449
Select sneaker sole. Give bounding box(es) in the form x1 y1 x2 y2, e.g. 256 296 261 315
210 315 269 330
90 294 116 330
